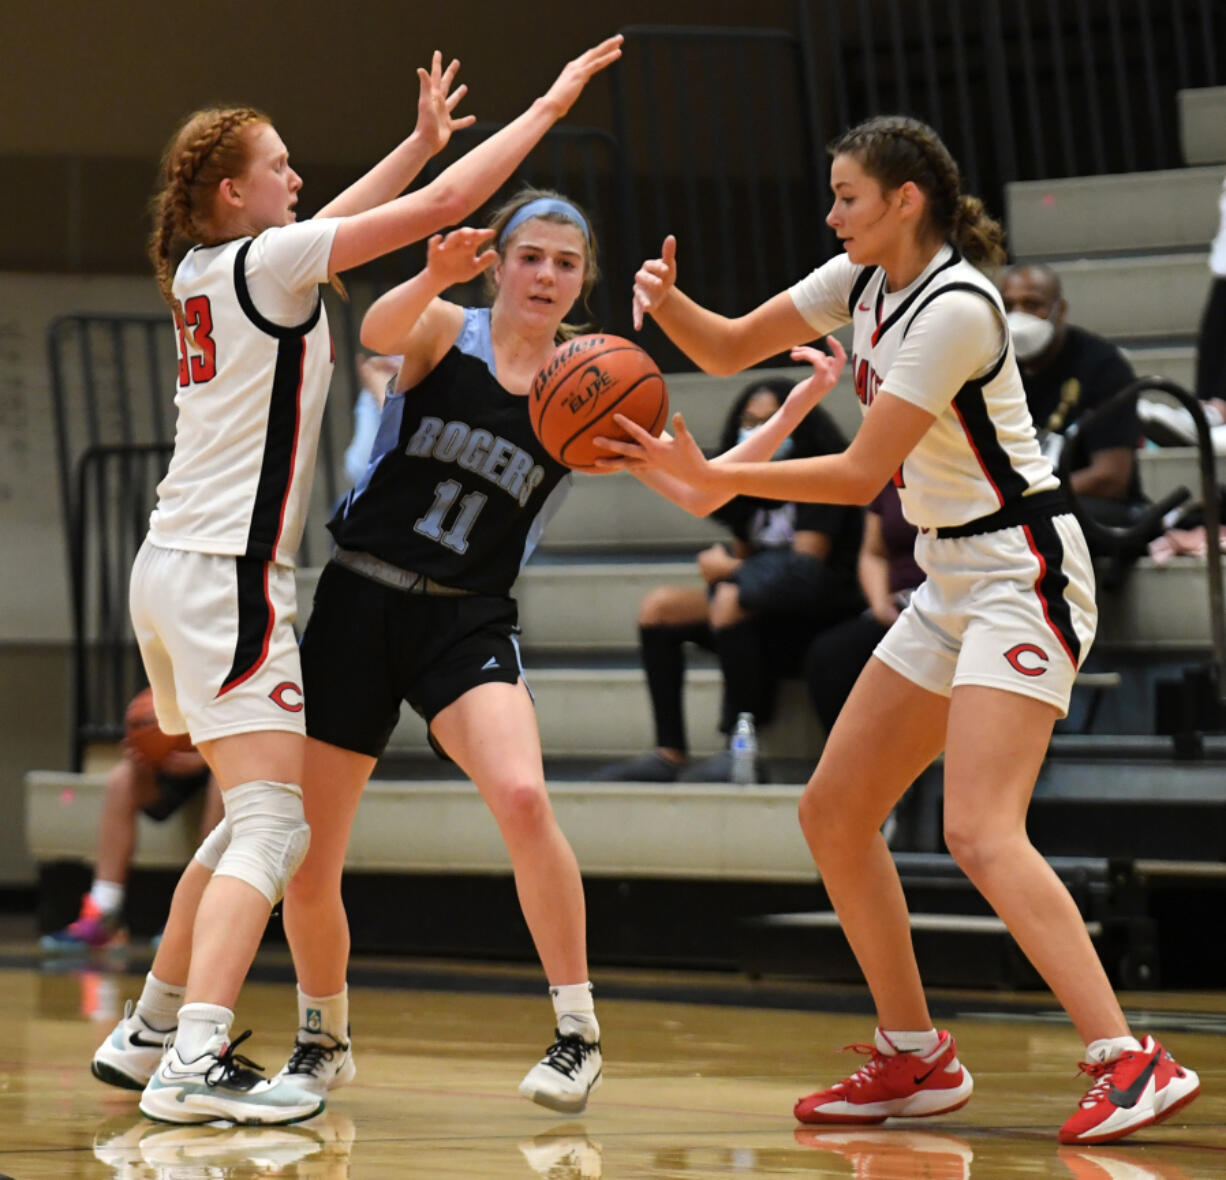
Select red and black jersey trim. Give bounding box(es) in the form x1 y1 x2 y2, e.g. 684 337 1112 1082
846 266 877 317
218 556 275 696
904 279 1027 510
233 239 320 561
865 249 961 347
1022 517 1081 667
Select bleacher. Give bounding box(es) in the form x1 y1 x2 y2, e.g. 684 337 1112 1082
25 85 1226 988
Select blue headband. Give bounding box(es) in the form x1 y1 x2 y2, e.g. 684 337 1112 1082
498 197 590 247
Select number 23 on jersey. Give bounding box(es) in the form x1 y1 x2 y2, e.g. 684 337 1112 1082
176 295 217 386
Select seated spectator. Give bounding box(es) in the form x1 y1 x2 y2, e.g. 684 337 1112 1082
804 482 922 735
1000 263 1150 559
341 353 400 497
41 714 222 953
595 377 864 784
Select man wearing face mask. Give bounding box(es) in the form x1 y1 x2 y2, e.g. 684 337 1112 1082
594 378 864 784
999 264 1147 556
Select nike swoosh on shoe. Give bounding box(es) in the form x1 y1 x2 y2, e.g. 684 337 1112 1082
1107 1050 1160 1108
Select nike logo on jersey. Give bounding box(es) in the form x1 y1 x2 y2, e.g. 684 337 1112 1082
1108 1049 1161 1108
482 656 501 670
858 302 871 312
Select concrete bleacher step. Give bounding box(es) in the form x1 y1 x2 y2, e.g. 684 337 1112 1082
25 770 817 879
1049 254 1207 342
297 550 1222 655
1007 166 1222 259
1180 86 1226 166
1136 445 1225 503
381 667 823 761
1124 345 1196 393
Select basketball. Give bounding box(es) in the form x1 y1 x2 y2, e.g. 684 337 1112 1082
529 334 668 472
124 687 190 767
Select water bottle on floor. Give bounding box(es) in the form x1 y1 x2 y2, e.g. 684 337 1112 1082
730 712 757 785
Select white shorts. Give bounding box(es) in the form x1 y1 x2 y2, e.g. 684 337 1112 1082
129 539 305 744
874 513 1097 716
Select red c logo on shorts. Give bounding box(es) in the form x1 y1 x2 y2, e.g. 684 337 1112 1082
269 681 304 712
1004 643 1049 677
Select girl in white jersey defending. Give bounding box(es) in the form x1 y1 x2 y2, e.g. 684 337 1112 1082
600 115 1199 1147
265 188 832 1114
91 38 624 1127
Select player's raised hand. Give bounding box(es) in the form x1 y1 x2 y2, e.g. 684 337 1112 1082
632 235 678 331
786 337 847 409
594 411 712 487
541 34 624 119
424 227 498 286
415 51 476 155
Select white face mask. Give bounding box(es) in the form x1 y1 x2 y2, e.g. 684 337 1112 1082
1006 310 1056 361
736 425 793 460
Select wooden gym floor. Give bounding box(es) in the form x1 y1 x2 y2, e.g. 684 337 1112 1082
0 947 1222 1178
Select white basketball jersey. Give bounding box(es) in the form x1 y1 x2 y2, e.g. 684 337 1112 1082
790 245 1058 529
148 219 339 565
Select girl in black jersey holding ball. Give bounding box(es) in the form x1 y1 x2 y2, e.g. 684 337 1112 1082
274 188 837 1113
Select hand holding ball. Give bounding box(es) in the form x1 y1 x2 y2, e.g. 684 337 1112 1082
529 334 668 472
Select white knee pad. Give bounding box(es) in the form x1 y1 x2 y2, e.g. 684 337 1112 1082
193 817 232 871
212 780 310 905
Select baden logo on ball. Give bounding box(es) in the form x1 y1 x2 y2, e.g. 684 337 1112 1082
530 334 668 472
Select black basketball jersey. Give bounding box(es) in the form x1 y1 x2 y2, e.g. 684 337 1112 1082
330 308 572 595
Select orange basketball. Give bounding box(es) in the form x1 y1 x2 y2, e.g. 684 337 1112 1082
529 334 668 472
124 687 190 768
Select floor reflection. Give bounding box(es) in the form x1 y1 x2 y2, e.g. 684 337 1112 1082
92 1111 355 1178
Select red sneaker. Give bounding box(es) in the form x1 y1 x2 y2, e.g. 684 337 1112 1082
794 1030 973 1125
1058 1037 1200 1146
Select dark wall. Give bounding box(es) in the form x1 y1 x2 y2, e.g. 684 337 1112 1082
1 0 796 273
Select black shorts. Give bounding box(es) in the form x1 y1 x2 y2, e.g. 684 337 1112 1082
300 561 523 758
141 766 211 822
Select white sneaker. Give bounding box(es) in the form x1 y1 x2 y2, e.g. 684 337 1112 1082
518 1030 603 1114
139 1122 328 1171
92 999 173 1091
519 1124 603 1177
273 1028 356 1098
139 1029 323 1125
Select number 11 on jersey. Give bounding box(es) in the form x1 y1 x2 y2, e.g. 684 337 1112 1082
414 479 488 555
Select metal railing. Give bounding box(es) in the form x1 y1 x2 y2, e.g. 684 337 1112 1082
1060 377 1226 706
69 444 171 769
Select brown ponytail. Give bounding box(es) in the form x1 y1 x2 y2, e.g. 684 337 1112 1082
829 115 1006 269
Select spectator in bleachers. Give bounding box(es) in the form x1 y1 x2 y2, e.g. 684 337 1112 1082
803 481 921 736
343 353 399 492
595 378 864 784
999 263 1149 554
41 725 222 954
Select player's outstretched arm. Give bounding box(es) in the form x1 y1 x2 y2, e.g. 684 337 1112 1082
361 227 497 389
633 236 816 376
317 51 475 220
327 34 623 276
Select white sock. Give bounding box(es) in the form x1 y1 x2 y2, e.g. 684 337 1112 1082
135 972 184 1032
298 985 349 1042
1086 1035 1143 1064
551 981 599 1044
90 880 124 916
877 1027 942 1056
174 1002 233 1061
